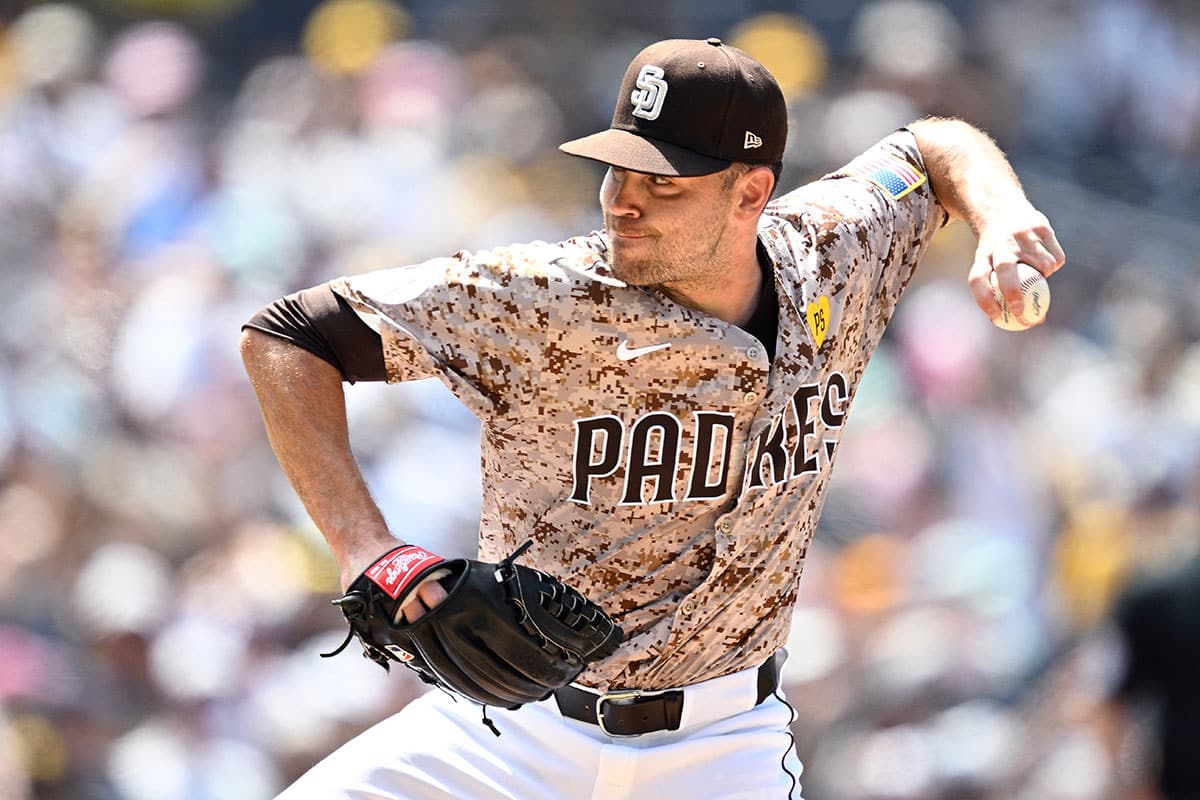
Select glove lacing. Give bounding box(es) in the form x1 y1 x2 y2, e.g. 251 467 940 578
476 539 536 737
320 592 371 660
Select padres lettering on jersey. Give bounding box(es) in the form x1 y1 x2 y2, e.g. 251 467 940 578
332 130 944 690
743 371 848 493
568 370 848 506
569 411 735 505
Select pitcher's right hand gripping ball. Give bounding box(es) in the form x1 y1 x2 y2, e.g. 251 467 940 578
322 541 623 710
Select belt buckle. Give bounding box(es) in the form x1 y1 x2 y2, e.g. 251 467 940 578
596 689 645 738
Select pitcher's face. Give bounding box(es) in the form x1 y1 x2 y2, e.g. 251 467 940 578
601 167 741 288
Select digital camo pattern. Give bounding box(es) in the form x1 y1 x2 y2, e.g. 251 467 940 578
331 130 946 691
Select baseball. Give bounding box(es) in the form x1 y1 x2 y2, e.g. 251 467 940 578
989 263 1050 331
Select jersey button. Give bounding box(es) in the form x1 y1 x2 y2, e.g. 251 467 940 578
718 519 732 534
743 391 758 404
680 599 696 615
747 347 760 360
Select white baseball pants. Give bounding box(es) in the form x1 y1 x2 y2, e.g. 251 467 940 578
275 661 804 799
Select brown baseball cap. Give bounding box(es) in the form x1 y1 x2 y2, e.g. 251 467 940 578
559 37 787 177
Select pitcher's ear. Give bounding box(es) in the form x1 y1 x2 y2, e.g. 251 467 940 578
734 165 775 218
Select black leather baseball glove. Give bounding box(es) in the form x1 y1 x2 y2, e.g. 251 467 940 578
322 540 622 729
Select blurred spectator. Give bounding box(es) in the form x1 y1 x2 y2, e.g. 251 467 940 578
1103 542 1200 800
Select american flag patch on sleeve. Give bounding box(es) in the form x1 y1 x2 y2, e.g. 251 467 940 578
846 154 926 199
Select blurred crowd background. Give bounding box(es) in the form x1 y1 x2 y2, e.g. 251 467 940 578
1 0 1199 798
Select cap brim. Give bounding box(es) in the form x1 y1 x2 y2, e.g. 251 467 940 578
559 129 730 177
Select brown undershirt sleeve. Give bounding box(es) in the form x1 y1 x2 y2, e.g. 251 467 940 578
243 285 387 383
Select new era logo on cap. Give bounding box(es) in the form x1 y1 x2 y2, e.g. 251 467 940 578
744 131 762 149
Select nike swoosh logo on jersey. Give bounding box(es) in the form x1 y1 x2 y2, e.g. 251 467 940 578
616 340 672 361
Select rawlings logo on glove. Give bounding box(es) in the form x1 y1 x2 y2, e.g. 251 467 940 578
322 540 623 733
364 546 446 599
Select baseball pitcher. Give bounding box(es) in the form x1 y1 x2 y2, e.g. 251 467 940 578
242 37 1065 800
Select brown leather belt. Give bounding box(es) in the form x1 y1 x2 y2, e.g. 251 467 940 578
553 654 781 737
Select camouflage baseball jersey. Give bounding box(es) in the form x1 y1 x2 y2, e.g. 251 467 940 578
331 130 946 691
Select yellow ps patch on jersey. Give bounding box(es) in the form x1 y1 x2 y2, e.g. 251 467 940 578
848 154 926 199
807 295 831 348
